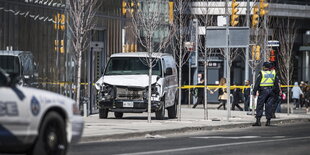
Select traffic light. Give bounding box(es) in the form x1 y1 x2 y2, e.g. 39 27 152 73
269 49 276 62
230 0 239 26
130 2 135 14
252 45 261 60
122 1 127 15
54 13 65 30
169 1 174 24
259 0 269 16
251 5 259 28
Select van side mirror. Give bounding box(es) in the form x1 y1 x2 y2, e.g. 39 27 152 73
165 68 173 76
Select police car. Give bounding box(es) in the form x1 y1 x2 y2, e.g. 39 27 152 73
0 69 84 155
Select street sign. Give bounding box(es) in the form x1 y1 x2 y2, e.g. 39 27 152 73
206 27 250 48
90 41 104 51
267 40 279 47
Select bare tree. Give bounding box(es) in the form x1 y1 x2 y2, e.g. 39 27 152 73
67 0 100 116
277 17 298 114
169 0 191 121
194 0 217 120
129 0 173 123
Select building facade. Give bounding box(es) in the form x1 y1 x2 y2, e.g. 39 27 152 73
189 0 310 86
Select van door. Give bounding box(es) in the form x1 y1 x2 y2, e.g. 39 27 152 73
162 56 177 107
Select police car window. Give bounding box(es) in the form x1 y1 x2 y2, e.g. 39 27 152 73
0 56 20 75
0 69 8 87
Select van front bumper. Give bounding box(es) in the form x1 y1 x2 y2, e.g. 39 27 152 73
99 100 162 112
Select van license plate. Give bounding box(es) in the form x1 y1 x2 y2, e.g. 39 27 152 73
123 101 134 107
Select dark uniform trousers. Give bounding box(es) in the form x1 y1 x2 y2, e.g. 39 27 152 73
256 87 275 119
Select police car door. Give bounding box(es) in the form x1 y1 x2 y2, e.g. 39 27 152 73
0 81 30 144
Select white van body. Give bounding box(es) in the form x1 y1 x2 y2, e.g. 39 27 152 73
95 52 178 120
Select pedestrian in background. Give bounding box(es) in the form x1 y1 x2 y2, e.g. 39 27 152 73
276 90 286 113
270 63 281 118
212 77 227 110
292 82 303 109
304 85 310 113
243 80 251 111
300 81 306 108
192 74 211 108
232 82 243 111
252 62 280 126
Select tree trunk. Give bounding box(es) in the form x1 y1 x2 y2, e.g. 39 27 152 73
76 49 82 116
177 1 183 121
252 71 256 116
204 50 208 120
148 50 153 123
287 65 290 115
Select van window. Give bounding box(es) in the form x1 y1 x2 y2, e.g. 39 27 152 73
105 57 162 76
20 54 34 75
0 56 20 75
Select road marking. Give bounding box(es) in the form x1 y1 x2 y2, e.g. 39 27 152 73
117 136 310 155
192 136 261 139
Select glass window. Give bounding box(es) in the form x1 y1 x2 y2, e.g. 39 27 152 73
20 55 34 75
105 57 162 76
0 56 20 75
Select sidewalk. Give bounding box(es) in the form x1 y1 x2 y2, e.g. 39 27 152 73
80 105 310 142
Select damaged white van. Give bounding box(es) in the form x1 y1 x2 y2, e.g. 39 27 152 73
95 52 178 120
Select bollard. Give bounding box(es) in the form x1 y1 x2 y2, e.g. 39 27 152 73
84 102 87 117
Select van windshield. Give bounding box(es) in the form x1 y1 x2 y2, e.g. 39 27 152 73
105 57 162 76
0 56 20 75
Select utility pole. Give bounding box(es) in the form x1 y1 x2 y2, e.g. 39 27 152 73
204 1 209 120
245 0 250 81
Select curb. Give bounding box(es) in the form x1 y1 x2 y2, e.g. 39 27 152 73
80 118 310 143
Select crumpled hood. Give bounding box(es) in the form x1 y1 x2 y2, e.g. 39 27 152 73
95 75 158 89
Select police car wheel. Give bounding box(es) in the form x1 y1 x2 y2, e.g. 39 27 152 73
155 100 165 120
30 112 67 155
99 108 108 119
114 112 123 119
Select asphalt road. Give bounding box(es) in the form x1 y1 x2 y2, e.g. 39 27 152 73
68 122 310 155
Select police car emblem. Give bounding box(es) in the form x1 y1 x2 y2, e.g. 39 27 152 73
31 96 40 116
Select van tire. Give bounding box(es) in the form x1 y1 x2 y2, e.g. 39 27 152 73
114 112 123 119
168 94 178 119
155 101 165 120
99 108 108 119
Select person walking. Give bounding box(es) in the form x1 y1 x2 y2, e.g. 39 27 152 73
212 78 227 110
232 82 243 111
192 74 211 108
292 82 304 109
243 80 251 111
252 62 280 126
304 85 310 113
300 81 306 108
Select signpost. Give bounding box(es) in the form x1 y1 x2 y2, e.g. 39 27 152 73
206 26 250 121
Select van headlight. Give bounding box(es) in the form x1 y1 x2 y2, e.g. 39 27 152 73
101 84 115 100
144 84 160 99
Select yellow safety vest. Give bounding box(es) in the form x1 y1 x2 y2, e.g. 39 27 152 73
260 70 276 86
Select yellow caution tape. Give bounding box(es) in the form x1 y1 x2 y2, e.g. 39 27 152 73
40 81 94 86
180 85 295 89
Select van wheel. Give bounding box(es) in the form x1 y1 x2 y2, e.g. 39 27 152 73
168 96 178 119
99 108 108 119
29 112 67 155
114 112 123 119
155 101 165 120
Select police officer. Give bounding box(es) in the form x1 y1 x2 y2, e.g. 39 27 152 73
252 62 280 126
